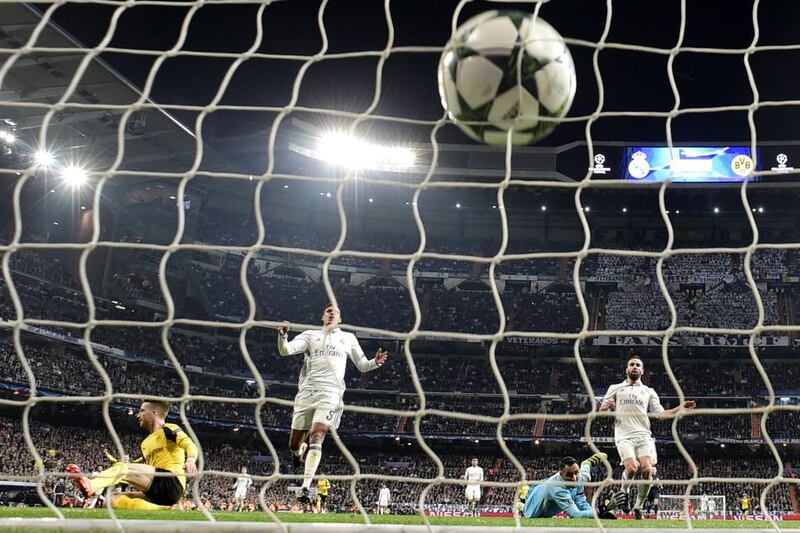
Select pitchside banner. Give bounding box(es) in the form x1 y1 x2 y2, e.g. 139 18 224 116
423 510 799 520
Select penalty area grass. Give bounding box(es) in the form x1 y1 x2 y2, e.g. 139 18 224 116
0 507 798 529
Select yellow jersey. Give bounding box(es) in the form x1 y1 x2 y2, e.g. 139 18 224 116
317 478 330 496
140 423 198 488
740 497 751 510
519 484 529 502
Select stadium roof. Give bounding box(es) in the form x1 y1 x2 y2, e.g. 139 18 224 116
0 2 222 174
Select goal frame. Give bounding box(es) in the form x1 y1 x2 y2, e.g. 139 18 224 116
659 495 727 521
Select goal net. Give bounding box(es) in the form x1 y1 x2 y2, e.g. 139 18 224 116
0 0 799 532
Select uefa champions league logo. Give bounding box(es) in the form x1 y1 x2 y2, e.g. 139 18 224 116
771 153 794 174
589 153 611 175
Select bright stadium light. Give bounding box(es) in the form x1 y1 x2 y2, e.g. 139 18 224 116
62 165 88 187
34 150 55 168
541 205 547 211
622 207 627 213
317 132 416 171
0 130 15 143
758 206 764 213
713 207 720 214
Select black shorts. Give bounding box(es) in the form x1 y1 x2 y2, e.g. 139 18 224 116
145 468 184 506
318 494 328 504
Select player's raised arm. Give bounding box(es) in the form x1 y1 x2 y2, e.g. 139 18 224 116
277 325 311 356
658 399 696 419
348 335 387 372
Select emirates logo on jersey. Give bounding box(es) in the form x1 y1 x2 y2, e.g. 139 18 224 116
619 397 645 408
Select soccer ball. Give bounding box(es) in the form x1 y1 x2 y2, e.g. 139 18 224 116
437 10 576 146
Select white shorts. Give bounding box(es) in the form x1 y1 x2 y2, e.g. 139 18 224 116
291 389 343 431
234 488 247 500
378 499 390 507
465 485 481 501
616 435 657 465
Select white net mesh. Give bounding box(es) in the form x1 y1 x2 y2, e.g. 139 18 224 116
1 0 800 532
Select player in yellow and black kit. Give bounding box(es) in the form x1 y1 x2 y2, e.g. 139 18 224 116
67 400 198 510
316 476 330 513
519 484 529 506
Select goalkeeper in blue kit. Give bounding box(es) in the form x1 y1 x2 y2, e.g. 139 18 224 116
522 453 625 519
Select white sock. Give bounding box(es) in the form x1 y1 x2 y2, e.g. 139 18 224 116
621 470 632 496
635 477 652 510
301 443 322 490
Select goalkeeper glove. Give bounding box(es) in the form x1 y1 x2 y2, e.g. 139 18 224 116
597 508 617 520
581 452 608 469
596 491 626 519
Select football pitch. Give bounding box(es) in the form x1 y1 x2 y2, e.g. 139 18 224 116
0 508 798 532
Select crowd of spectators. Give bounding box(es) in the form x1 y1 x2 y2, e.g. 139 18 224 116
603 281 780 331
7 234 800 338
5 222 800 516
0 416 794 514
4 325 800 444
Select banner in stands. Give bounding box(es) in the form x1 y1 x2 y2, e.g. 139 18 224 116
18 323 129 356
359 333 792 347
593 335 790 347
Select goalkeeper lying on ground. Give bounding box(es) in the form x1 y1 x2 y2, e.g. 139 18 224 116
521 453 625 519
66 400 198 510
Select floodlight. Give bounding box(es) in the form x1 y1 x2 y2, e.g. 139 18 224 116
62 165 88 187
34 150 55 168
317 132 416 170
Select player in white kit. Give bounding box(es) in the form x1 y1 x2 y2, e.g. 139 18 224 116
377 484 391 514
232 466 252 511
600 355 695 519
463 458 484 515
278 303 388 504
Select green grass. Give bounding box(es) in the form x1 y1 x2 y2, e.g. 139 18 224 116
0 507 797 529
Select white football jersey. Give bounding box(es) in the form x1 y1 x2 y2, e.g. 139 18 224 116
465 466 484 485
378 487 391 504
602 380 665 440
233 474 252 490
278 328 379 393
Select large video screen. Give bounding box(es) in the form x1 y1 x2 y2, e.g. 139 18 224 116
622 146 759 183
